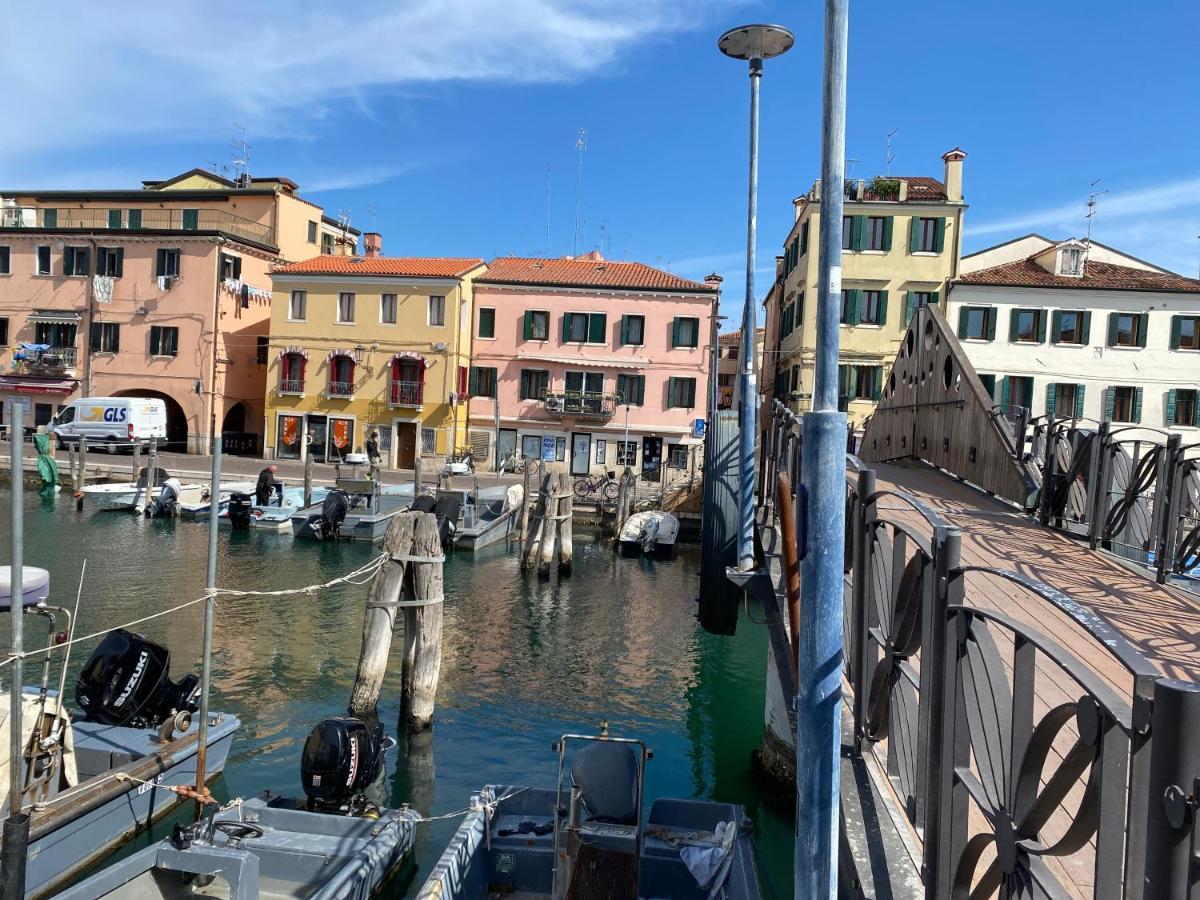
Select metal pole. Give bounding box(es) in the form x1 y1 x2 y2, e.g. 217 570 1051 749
8 404 23 817
1142 677 1200 896
194 435 221 819
796 1 849 896
736 57 762 572
493 395 501 484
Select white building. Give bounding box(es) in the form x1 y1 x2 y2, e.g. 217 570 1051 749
947 235 1200 434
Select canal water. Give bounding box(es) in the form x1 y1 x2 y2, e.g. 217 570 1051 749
0 487 792 896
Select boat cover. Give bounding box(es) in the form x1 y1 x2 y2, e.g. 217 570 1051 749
0 694 77 816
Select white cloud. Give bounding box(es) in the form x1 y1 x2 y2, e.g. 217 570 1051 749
304 164 419 193
0 1 734 168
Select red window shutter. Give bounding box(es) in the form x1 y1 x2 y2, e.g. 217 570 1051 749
458 365 468 397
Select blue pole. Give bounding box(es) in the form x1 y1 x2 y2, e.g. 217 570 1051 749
796 0 848 896
737 58 762 572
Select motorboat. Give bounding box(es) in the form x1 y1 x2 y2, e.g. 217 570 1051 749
219 485 329 531
80 468 208 512
176 480 257 519
60 716 420 900
0 567 239 898
452 484 524 551
417 727 760 899
617 510 680 557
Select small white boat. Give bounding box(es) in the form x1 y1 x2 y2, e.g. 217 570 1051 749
220 486 329 531
618 510 679 557
177 480 257 518
81 480 207 512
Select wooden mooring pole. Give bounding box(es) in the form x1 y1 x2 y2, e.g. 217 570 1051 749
74 437 87 511
518 463 533 542
537 473 560 576
557 472 573 573
303 451 314 508
522 471 552 571
401 512 444 730
414 455 423 496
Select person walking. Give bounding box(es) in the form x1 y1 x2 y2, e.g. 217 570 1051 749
365 430 382 479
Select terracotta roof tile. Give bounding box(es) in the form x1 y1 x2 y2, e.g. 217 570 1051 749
477 257 717 293
719 328 765 343
898 176 948 201
956 256 1200 293
272 255 484 278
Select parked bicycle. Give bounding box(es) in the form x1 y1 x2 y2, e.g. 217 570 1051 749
499 451 529 474
573 470 619 502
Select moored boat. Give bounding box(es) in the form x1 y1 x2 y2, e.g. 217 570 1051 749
617 510 680 557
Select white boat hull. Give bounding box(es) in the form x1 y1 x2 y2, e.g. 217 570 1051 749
617 510 680 556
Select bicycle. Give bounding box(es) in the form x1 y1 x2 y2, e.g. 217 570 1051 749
499 452 529 474
573 470 619 502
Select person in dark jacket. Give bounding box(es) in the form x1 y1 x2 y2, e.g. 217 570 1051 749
256 464 281 506
366 431 381 478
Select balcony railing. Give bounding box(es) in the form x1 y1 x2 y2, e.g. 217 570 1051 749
279 378 304 395
543 391 619 419
327 380 354 399
0 206 276 248
390 380 424 406
22 346 77 371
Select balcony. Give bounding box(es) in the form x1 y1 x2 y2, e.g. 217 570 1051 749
327 380 354 399
20 346 77 373
279 378 304 396
542 391 619 420
844 177 904 203
390 380 424 407
0 206 276 249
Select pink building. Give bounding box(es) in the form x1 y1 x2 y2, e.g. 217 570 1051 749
466 253 721 477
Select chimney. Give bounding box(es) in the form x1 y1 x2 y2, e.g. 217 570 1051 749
704 273 724 291
363 232 382 258
581 249 603 261
942 148 967 203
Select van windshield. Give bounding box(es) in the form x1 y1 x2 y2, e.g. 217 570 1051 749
57 407 75 424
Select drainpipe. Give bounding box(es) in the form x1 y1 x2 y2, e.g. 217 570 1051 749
208 239 225 455
81 236 98 398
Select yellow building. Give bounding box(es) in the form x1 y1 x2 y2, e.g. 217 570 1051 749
264 238 485 467
768 148 967 425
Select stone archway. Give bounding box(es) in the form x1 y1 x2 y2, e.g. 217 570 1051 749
112 389 189 452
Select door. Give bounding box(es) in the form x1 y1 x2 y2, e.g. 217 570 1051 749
328 417 353 463
583 372 603 413
306 415 328 463
396 422 417 469
570 433 591 476
564 371 584 413
642 436 663 481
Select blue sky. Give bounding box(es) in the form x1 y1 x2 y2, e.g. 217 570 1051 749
3 0 1198 323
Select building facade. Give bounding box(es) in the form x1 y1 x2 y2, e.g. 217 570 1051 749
0 168 356 452
716 327 764 410
466 253 720 477
948 235 1200 434
264 242 485 466
768 149 967 425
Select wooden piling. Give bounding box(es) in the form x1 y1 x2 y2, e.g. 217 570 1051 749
303 451 314 508
75 438 87 511
348 512 416 716
401 512 444 730
775 473 801 673
615 467 629 536
557 472 573 572
522 472 551 571
148 436 158 491
518 463 533 542
130 442 139 481
538 474 560 576
414 455 423 495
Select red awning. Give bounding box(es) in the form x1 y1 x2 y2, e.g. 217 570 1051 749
0 377 78 396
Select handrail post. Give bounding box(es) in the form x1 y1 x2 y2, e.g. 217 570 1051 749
1154 433 1183 584
1038 417 1057 526
850 467 875 752
1142 677 1200 896
1093 423 1115 550
1085 420 1108 548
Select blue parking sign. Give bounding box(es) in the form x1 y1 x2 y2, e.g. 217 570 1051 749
692 418 706 439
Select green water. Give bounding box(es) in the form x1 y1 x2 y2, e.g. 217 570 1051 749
0 487 792 896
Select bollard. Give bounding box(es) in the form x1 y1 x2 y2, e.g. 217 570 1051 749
75 437 87 511
522 472 552 571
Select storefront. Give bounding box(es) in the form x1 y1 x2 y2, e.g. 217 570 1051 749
274 412 357 463
0 376 79 435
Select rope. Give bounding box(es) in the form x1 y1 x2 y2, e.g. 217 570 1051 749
404 787 528 824
390 553 446 564
366 595 444 609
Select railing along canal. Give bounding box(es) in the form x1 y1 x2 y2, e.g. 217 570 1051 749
761 398 1200 899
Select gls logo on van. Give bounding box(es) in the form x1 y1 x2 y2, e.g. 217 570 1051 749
80 406 128 423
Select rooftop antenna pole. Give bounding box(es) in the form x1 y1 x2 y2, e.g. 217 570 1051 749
845 158 860 182
885 128 899 177
573 128 586 256
1083 178 1108 268
231 123 250 179
545 163 552 257
367 205 378 230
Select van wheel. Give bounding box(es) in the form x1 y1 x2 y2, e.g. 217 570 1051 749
56 436 66 451
107 437 121 454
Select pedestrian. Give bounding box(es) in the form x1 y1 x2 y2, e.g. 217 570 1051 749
256 464 282 506
366 430 382 478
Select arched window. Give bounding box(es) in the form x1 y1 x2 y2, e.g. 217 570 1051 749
390 354 425 406
280 352 306 394
328 352 355 398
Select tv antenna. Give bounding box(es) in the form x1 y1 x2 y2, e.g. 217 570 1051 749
885 129 899 176
573 128 586 256
336 208 352 236
231 123 250 179
545 163 551 257
845 158 860 184
1084 178 1108 251
367 205 378 229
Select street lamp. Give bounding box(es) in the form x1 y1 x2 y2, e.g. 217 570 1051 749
718 24 793 573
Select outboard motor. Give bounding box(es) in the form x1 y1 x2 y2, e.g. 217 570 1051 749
227 491 254 530
313 489 349 540
300 717 388 815
75 629 200 730
145 478 182 518
432 495 463 546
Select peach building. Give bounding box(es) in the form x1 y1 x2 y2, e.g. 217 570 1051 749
466 253 720 477
0 168 355 452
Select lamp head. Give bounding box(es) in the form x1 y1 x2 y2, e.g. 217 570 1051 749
718 24 794 62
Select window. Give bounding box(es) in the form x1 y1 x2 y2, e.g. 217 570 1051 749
616 374 645 406
42 210 57 228
838 365 882 403
89 322 120 353
478 307 496 338
1001 375 1034 413
672 316 700 348
1046 382 1085 419
128 209 142 229
563 312 607 344
1108 312 1147 348
958 306 996 341
595 440 607 465
725 345 739 360
1052 310 1089 345
219 253 242 281
667 377 697 408
35 323 75 346
337 292 355 324
329 355 355 396
96 247 123 278
1106 386 1142 424
63 246 89 276
380 293 397 324
859 291 886 325
1168 389 1198 427
107 209 122 229
155 248 180 278
256 336 268 365
617 441 638 466
841 215 853 250
422 428 436 454
523 310 550 341
36 246 51 275
428 294 445 326
910 217 945 253
469 366 497 398
0 319 7 345
519 369 550 400
307 221 318 244
1171 315 1199 351
280 352 306 393
1010 308 1045 343
321 232 335 254
621 314 645 345
717 373 735 387
0 247 9 275
289 290 307 321
864 216 889 251
668 444 689 469
181 209 199 231
903 291 936 323
148 325 179 357
1060 248 1083 276
555 437 567 462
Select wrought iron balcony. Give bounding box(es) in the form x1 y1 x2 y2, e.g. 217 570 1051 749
542 391 619 419
279 378 304 395
389 380 424 407
327 380 354 399
0 206 276 248
22 346 77 372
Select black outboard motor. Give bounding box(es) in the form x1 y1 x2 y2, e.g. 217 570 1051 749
300 717 388 815
145 479 182 518
433 495 463 546
313 489 349 540
227 491 254 530
75 629 200 729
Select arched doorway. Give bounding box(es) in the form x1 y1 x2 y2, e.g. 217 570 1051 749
112 389 188 452
222 402 246 432
220 401 258 456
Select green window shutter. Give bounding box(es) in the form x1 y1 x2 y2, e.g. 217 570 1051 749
1107 312 1119 347
1036 310 1047 342
686 379 696 407
877 290 888 326
636 376 645 405
1166 388 1177 425
1050 310 1062 344
520 370 530 399
851 290 862 325
871 368 881 401
881 216 894 251
903 292 913 325
1136 313 1149 348
933 217 946 253
838 364 849 397
671 317 682 348
1074 385 1085 419
469 367 479 395
1000 376 1011 410
588 313 607 344
182 209 198 230
128 209 141 229
1170 315 1183 350
851 215 866 251
931 291 939 306
1132 387 1144 423
562 313 572 342
107 209 120 228
114 248 124 278
1103 388 1115 421
43 209 57 228
985 309 997 341
1009 308 1021 342
1045 383 1057 417
909 217 921 253
523 310 533 340
1080 311 1091 344
620 315 629 345
800 222 808 256
957 306 968 338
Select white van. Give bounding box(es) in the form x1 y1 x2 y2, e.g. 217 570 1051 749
51 397 168 452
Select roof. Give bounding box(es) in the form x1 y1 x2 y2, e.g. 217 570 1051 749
955 255 1200 293
893 176 947 201
320 214 362 236
477 256 717 293
719 328 765 343
271 255 485 278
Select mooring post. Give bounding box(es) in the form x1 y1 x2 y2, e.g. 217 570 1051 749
414 454 423 496
558 472 573 572
349 511 416 716
401 512 444 730
615 469 629 538
148 436 158 493
303 450 314 508
539 474 561 576
522 472 551 571
519 463 533 541
75 437 87 510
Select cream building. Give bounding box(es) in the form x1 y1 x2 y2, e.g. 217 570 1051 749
768 149 967 425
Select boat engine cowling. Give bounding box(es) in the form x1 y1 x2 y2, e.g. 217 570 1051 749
313 490 349 540
227 491 254 530
300 717 386 813
75 629 200 729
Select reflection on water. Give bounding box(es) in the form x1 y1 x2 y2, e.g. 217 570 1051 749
0 489 792 896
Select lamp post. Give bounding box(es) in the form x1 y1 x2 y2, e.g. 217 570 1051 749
719 23 793 573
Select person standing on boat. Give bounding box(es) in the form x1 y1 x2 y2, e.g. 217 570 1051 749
256 464 282 506
366 430 382 479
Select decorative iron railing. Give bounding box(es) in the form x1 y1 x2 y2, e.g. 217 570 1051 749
22 346 77 370
390 380 423 406
0 206 276 248
279 378 304 395
327 380 354 399
542 391 618 419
